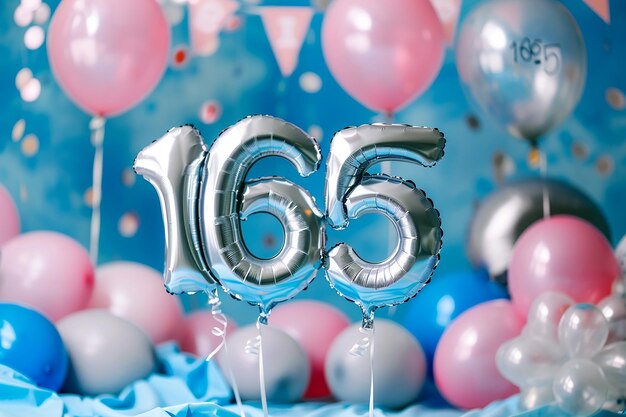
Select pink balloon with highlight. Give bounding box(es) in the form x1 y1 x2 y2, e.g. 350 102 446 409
88 262 183 344
434 300 524 409
0 231 94 321
47 0 170 117
322 0 445 114
270 300 351 399
0 185 20 246
178 310 238 357
509 216 618 317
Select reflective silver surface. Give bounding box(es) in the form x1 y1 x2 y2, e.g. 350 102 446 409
324 124 444 229
134 125 216 294
200 115 323 314
456 0 586 143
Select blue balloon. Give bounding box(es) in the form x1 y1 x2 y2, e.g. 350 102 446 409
402 269 508 367
0 303 68 390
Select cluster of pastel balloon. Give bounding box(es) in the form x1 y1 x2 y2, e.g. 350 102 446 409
498 292 626 416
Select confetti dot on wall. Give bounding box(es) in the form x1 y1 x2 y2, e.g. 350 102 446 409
22 0 42 11
119 212 139 238
171 45 189 68
19 183 28 202
21 133 39 157
33 2 50 24
466 114 481 130
84 188 94 207
492 151 515 183
15 68 33 90
163 3 184 25
571 141 589 160
24 25 45 50
308 125 323 141
122 168 136 187
199 100 222 124
606 87 626 111
20 77 41 102
14 5 32 27
299 72 322 93
596 155 614 176
12 119 26 142
224 16 241 32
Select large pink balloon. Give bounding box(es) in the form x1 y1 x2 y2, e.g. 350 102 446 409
509 216 618 317
434 300 524 409
321 0 445 115
88 262 183 344
0 185 20 246
47 0 170 117
0 231 94 321
178 311 238 358
270 300 350 399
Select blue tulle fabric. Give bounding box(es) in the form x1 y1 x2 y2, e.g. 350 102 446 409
0 343 622 417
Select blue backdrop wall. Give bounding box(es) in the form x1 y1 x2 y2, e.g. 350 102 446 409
1 0 625 323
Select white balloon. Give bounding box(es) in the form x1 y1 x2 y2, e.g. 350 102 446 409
525 292 574 341
496 335 563 387
593 342 626 391
519 383 554 410
558 304 609 358
598 295 626 343
553 359 608 417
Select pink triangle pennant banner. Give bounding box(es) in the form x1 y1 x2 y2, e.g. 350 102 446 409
430 0 462 44
189 0 240 56
581 0 610 23
260 7 314 77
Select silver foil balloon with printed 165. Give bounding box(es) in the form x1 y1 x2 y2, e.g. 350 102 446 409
200 115 324 315
325 124 445 320
456 0 586 144
134 125 216 294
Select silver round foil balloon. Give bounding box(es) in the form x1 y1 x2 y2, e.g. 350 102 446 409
134 125 216 294
200 115 323 315
468 178 610 285
325 124 445 318
325 123 444 229
456 0 586 144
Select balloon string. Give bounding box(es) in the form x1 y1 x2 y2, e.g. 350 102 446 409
89 116 106 265
205 293 246 417
539 149 550 219
245 317 269 417
349 319 375 417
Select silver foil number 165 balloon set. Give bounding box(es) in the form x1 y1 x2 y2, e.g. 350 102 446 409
134 115 445 326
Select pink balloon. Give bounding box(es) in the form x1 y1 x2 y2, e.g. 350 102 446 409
321 0 445 115
178 310 238 357
509 216 618 317
0 231 94 321
434 300 524 409
270 300 350 399
0 185 20 246
88 262 183 344
47 0 170 117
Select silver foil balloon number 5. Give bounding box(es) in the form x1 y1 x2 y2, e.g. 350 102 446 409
325 124 445 324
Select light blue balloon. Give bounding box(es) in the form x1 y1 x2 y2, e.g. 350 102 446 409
402 269 508 366
0 303 68 391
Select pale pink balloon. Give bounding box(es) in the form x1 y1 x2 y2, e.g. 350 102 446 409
321 0 445 114
88 262 183 344
0 185 20 246
270 300 350 399
47 0 170 117
434 300 524 409
178 310 238 357
509 216 618 317
0 231 94 321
